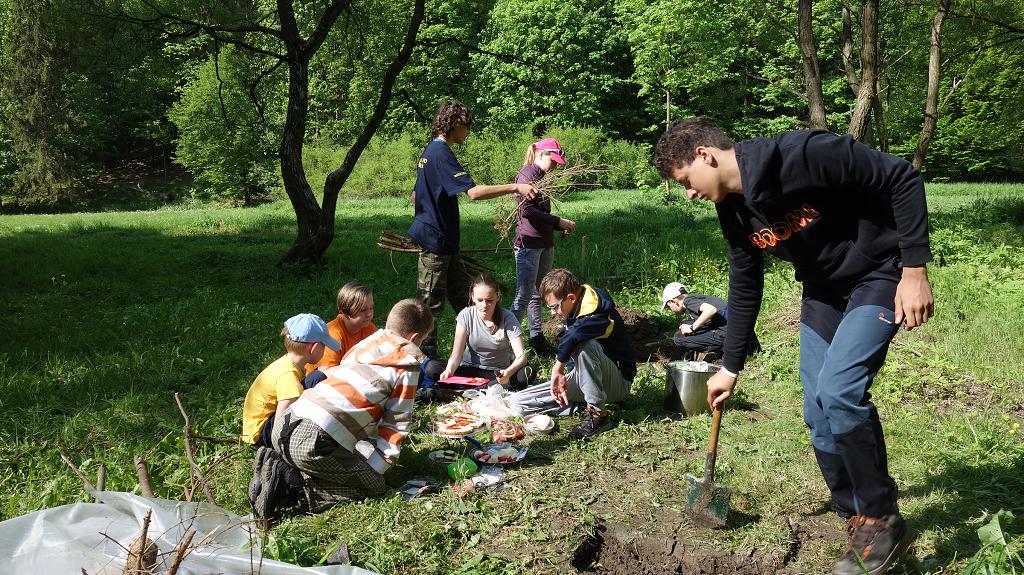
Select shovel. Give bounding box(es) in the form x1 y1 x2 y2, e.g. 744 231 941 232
684 405 731 527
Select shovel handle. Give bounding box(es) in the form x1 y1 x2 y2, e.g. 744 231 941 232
703 406 723 484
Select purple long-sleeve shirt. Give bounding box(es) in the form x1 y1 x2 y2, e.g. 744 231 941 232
513 164 560 249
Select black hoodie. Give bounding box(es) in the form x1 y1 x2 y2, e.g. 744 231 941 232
715 130 932 373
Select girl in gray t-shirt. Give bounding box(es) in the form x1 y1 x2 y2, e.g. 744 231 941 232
437 274 531 389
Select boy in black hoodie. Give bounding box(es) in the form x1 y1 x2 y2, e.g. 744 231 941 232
654 118 934 575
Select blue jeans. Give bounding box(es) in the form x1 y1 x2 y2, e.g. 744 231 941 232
512 246 554 337
800 267 901 517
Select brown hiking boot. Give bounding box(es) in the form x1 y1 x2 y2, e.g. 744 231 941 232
832 513 911 575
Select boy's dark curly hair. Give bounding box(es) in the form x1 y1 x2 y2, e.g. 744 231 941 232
653 118 735 179
431 100 474 138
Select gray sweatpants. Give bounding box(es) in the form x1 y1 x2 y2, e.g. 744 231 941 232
509 339 631 416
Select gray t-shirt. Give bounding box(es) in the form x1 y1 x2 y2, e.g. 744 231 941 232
457 307 523 370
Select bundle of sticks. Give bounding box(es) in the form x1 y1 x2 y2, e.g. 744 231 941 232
377 231 498 275
494 163 606 239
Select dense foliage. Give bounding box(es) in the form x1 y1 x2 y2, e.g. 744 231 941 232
0 0 1021 210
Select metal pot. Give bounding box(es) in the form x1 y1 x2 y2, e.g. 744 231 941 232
665 361 718 416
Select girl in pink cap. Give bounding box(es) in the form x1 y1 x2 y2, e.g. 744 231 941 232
511 138 576 355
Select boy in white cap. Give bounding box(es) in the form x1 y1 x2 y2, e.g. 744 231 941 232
660 282 759 361
241 313 341 450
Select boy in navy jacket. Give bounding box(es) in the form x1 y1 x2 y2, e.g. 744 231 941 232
509 268 635 439
654 118 934 575
408 100 536 357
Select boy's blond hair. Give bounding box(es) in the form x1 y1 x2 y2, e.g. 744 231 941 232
281 326 312 354
385 298 434 340
539 268 581 299
336 282 373 316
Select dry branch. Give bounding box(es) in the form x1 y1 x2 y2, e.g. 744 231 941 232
377 230 511 254
163 530 195 575
493 163 606 239
174 393 216 505
60 452 98 494
134 456 154 498
96 464 106 502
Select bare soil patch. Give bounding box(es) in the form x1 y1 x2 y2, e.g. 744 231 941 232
574 507 840 574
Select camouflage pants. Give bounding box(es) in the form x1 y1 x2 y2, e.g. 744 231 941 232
417 250 472 340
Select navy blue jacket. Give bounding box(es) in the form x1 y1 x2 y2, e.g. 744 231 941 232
715 130 932 373
408 139 475 255
557 284 637 381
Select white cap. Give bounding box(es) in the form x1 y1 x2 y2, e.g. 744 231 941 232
660 282 688 309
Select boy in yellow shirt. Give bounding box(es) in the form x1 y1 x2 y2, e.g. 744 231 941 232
241 314 340 449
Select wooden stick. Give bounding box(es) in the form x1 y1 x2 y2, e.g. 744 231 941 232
60 452 97 493
134 456 154 497
190 434 240 445
95 464 106 502
131 509 154 574
163 530 195 575
174 393 216 504
378 243 420 253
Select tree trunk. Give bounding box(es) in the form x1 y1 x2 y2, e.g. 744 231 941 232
841 6 860 95
278 55 331 264
913 0 951 169
798 0 828 129
321 0 425 228
847 0 879 141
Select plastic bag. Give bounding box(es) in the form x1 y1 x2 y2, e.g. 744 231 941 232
467 385 515 419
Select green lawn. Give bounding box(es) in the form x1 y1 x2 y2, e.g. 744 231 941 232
1 184 1022 574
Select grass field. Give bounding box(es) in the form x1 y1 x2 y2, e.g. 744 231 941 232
2 183 1023 574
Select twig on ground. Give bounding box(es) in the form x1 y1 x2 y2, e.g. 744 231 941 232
60 452 99 496
162 530 195 575
174 393 216 505
96 463 106 502
134 456 154 498
190 434 241 445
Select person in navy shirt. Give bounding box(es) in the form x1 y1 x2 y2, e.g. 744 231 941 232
409 101 536 356
654 118 934 575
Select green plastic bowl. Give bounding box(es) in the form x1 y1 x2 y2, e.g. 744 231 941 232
447 457 479 481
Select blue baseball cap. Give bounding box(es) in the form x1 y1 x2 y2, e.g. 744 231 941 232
284 314 341 351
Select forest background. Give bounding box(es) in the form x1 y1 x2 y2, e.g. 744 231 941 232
1 0 1022 225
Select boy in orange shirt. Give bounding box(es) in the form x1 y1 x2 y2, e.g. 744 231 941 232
241 314 340 449
303 282 377 387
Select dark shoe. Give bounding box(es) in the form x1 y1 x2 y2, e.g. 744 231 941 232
414 386 435 405
253 451 289 523
832 514 911 575
569 409 613 440
248 446 272 507
529 334 556 356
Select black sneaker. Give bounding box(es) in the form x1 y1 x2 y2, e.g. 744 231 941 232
832 513 911 575
248 446 272 508
569 409 613 439
253 451 288 523
414 386 435 404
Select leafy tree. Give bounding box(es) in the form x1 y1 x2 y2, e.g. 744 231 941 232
472 0 644 138
0 0 79 209
107 0 425 262
167 45 283 204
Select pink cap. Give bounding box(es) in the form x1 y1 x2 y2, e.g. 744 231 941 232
534 138 566 164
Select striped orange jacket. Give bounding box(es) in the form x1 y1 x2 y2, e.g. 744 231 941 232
287 328 422 474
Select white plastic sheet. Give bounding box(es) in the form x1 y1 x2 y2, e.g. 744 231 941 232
0 491 379 575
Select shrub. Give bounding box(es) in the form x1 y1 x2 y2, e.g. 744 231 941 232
308 126 655 198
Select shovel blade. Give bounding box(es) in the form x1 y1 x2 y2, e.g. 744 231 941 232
684 473 731 528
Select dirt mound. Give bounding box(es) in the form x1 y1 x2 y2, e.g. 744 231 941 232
573 511 834 574
541 306 678 363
